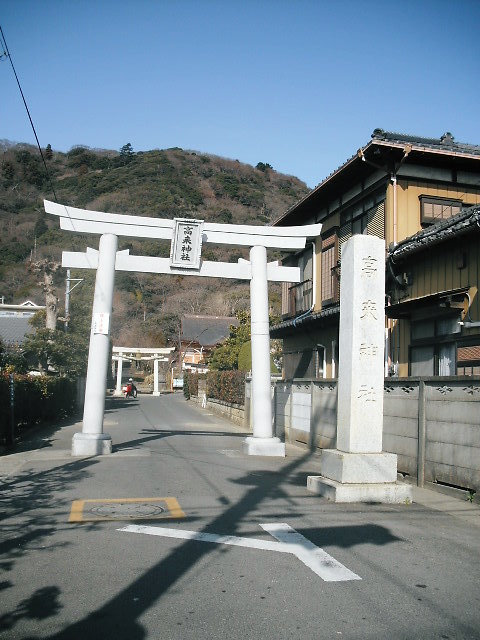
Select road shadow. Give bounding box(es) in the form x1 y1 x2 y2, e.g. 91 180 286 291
0 586 62 634
1 458 97 561
114 427 248 451
21 448 409 640
0 457 99 636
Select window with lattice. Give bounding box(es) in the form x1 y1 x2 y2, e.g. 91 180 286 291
420 196 463 224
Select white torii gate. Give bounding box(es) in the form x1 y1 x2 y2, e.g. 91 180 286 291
112 346 174 396
44 200 321 457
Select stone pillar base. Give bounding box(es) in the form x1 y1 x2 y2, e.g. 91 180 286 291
72 432 112 457
243 436 285 457
320 450 398 484
307 476 412 504
153 391 161 397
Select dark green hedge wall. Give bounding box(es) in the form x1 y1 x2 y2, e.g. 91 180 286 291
0 374 77 445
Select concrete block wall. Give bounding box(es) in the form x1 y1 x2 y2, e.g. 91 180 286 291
274 381 291 440
383 381 419 479
424 381 480 492
274 377 480 493
189 374 480 493
276 381 337 450
290 382 312 446
311 383 337 450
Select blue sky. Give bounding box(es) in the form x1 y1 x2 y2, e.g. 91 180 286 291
1 0 479 188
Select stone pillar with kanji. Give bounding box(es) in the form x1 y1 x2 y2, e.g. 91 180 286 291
307 235 412 503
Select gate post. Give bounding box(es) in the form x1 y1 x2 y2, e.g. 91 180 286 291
153 357 160 396
72 233 118 456
114 356 123 396
244 245 285 456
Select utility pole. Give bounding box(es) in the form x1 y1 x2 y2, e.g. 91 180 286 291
64 269 83 332
65 269 70 332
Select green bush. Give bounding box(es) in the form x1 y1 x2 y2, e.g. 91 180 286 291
183 372 201 399
0 374 78 445
183 372 191 399
237 341 252 371
238 341 279 373
206 370 245 405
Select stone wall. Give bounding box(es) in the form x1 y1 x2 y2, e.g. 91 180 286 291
190 393 249 429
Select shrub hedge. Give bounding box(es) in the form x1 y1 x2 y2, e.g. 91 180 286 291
0 374 77 445
183 372 196 400
184 370 245 405
206 370 245 405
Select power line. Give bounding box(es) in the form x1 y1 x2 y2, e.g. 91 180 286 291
0 24 57 202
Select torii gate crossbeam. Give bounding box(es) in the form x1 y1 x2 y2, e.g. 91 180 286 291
44 200 321 458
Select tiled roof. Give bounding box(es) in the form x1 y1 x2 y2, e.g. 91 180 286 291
181 315 239 347
389 204 480 262
275 129 480 225
370 129 480 156
0 316 34 346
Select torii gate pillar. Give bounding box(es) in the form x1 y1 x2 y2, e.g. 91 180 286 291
114 356 123 395
153 358 160 396
72 233 117 456
244 245 285 456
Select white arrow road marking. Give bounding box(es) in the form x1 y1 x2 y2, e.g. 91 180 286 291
259 523 361 582
119 523 361 582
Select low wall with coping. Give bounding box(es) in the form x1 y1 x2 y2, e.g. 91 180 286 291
277 377 480 493
188 375 480 494
190 393 248 429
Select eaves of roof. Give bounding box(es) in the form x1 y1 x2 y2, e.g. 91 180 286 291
386 287 470 319
270 305 340 337
389 205 480 263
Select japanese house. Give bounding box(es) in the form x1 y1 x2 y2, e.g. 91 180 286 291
272 129 480 378
0 299 45 347
180 314 239 373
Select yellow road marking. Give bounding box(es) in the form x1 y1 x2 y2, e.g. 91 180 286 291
69 497 185 523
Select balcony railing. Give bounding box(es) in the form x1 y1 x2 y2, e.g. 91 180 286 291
283 279 313 318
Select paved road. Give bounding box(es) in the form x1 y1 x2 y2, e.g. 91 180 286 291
1 393 480 639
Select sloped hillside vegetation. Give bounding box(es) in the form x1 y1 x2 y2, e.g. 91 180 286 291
0 141 308 349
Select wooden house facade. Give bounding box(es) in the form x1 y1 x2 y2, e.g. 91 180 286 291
272 130 480 378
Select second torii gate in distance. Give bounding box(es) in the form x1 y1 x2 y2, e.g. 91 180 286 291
112 346 175 396
44 200 321 458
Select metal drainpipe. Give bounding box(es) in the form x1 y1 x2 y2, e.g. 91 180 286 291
384 325 389 377
331 339 336 379
392 174 398 246
317 344 326 379
311 241 317 309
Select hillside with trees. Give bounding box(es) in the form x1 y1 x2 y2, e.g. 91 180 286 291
0 141 309 360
